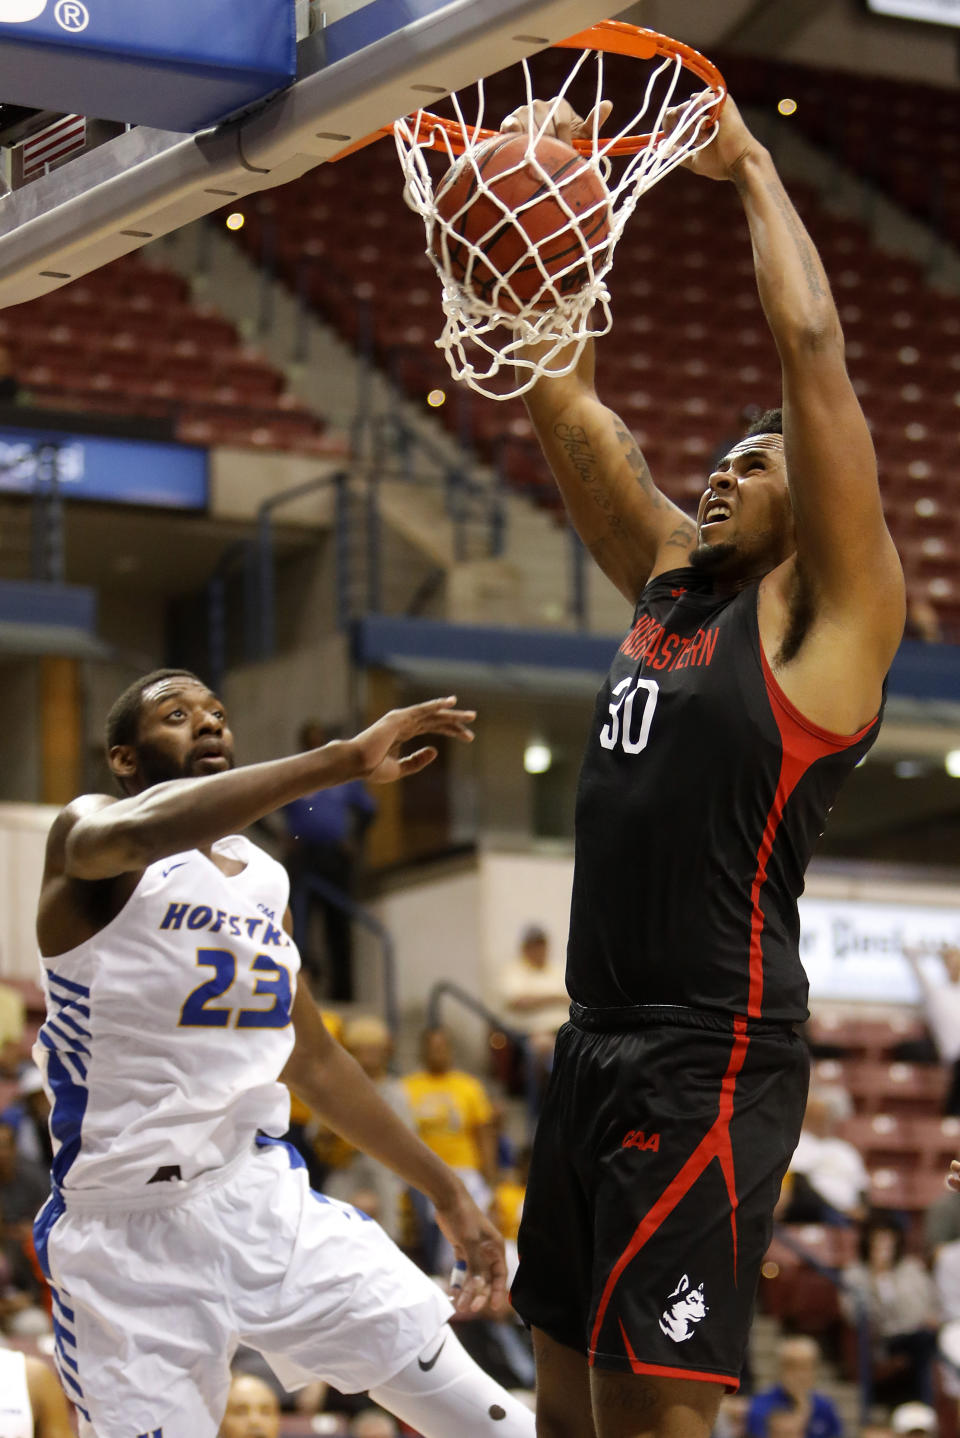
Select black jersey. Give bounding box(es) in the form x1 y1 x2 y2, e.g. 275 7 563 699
567 567 883 1023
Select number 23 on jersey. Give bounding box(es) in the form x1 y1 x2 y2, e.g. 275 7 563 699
179 948 294 1029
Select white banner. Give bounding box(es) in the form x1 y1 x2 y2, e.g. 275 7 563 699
799 894 960 1001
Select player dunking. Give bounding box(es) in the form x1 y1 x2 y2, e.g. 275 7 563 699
498 95 906 1438
32 673 535 1438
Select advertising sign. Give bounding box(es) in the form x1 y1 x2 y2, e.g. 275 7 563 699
799 893 960 1001
0 0 296 131
0 427 208 509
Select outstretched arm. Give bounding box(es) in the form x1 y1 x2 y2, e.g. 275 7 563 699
282 979 506 1313
51 698 475 881
685 97 904 661
503 99 695 602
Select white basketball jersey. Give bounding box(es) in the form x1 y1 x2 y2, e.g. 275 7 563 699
0 1349 32 1438
34 835 300 1196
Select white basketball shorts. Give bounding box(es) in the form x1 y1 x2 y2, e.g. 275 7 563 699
34 1138 453 1438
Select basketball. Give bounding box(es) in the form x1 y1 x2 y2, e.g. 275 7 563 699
431 132 611 313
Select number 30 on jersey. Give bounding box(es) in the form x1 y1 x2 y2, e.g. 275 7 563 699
599 677 659 755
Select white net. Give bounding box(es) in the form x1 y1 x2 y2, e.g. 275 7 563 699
394 41 724 401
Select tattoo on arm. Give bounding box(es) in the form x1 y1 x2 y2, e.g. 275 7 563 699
612 419 663 507
553 422 628 538
765 179 827 303
734 160 828 307
663 521 696 552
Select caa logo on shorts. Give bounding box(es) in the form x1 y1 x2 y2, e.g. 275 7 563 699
659 1274 709 1343
0 0 47 20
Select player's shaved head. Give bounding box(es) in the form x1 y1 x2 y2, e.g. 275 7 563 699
105 669 234 795
106 668 205 750
219 1373 280 1438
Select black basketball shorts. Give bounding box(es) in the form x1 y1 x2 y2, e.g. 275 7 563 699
511 1005 809 1390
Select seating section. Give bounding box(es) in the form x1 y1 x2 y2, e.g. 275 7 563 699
228 63 960 634
760 1009 952 1350
0 255 337 455
717 53 960 252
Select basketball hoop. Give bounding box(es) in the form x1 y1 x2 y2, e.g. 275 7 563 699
391 21 726 401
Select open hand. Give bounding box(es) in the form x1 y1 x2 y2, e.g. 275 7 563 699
501 96 613 148
352 697 475 784
435 1183 509 1316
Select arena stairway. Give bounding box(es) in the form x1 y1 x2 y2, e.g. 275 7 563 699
151 219 633 636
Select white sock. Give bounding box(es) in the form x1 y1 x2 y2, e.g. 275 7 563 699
369 1324 535 1438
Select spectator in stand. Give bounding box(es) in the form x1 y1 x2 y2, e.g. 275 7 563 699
890 1403 939 1438
714 1396 750 1438
841 1211 939 1406
500 925 569 1060
0 1196 48 1336
927 1157 960 1263
1 1065 53 1168
282 720 377 1001
351 1410 398 1438
403 1027 498 1271
0 980 25 1078
218 1372 280 1438
746 1337 842 1438
779 1089 869 1225
320 1015 413 1243
491 1145 529 1247
902 946 960 1115
0 1118 48 1245
766 1406 807 1438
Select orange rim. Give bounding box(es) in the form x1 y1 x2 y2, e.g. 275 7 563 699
381 19 726 157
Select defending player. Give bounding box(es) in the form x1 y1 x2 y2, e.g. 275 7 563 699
499 95 905 1438
33 672 535 1438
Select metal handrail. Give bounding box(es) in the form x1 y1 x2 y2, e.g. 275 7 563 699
426 979 539 1124
291 871 399 1039
770 1223 873 1422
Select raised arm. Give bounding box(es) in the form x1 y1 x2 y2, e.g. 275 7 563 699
522 339 696 601
686 97 904 661
502 98 695 602
51 698 475 882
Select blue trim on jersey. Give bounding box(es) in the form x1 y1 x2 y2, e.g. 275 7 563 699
38 971 93 1183
254 1135 375 1220
33 1190 64 1281
47 969 91 997
43 1019 90 1054
49 1009 91 1041
45 1049 90 1186
255 1134 307 1171
34 1194 92 1423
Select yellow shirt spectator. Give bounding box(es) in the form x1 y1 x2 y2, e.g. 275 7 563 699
492 1178 525 1243
402 1068 494 1173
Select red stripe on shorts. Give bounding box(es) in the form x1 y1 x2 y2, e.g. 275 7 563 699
588 1020 750 1363
617 1319 740 1390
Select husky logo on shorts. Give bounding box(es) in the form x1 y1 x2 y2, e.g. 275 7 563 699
658 1274 708 1342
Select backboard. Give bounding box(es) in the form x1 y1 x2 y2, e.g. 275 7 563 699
0 0 615 309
